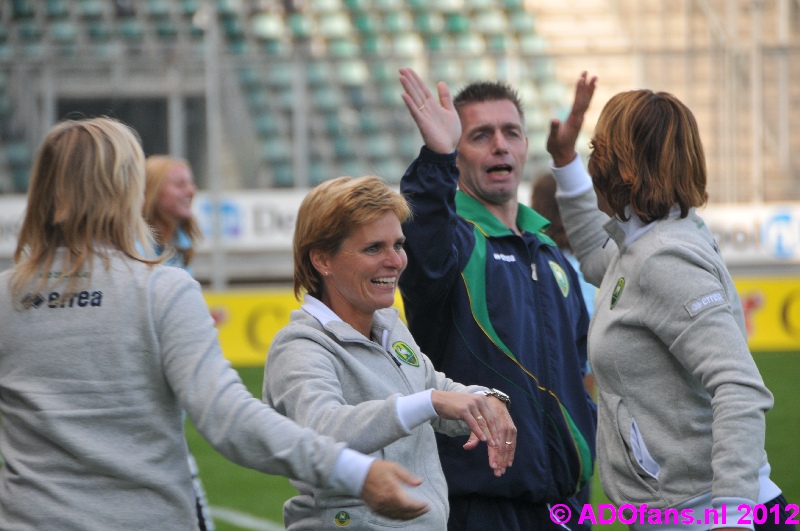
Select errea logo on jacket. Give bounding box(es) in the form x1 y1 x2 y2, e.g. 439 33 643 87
493 253 516 262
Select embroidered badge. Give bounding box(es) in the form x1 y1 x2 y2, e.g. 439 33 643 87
610 277 625 309
685 291 727 318
334 510 351 527
392 341 420 367
548 261 570 298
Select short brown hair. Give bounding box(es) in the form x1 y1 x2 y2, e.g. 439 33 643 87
588 89 708 222
293 176 411 300
453 81 525 124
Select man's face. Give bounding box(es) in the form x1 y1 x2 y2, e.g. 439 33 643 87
456 99 528 206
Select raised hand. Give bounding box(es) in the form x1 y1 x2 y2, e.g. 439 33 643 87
547 71 598 167
361 461 430 520
431 390 517 477
399 67 462 155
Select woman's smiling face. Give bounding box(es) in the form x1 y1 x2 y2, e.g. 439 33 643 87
315 212 407 333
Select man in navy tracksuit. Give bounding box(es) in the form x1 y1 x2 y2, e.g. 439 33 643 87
397 68 596 530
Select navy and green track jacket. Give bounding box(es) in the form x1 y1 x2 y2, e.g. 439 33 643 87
399 147 597 504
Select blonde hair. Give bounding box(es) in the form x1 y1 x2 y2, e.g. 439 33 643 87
143 155 202 266
11 117 154 307
293 176 411 300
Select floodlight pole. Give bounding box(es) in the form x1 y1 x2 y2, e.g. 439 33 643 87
204 0 226 290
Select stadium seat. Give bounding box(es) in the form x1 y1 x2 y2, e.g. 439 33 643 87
287 12 314 39
78 0 105 18
251 12 285 40
383 10 414 33
338 59 369 85
317 12 352 38
45 0 70 18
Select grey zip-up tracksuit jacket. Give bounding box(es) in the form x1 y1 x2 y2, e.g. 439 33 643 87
556 182 777 520
263 305 484 530
0 251 361 530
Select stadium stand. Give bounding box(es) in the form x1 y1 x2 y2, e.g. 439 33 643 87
0 0 797 199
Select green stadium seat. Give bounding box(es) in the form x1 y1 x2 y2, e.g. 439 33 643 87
154 19 179 39
312 86 341 110
17 19 42 42
333 134 357 159
254 113 281 136
307 61 333 87
12 0 36 18
344 0 371 10
309 0 345 12
50 19 77 43
424 33 454 53
365 133 394 159
265 62 294 88
353 12 381 35
271 161 294 187
118 18 144 41
362 34 390 56
46 0 70 18
487 34 517 53
383 10 414 33
261 136 291 162
509 9 535 33
180 0 199 16
287 12 314 39
146 0 172 17
519 33 547 55
472 9 509 34
455 32 485 54
415 12 445 34
260 38 291 56
238 66 262 89
328 37 360 58
445 13 470 33
359 108 385 133
87 19 112 41
373 0 404 11
309 159 329 185
246 89 270 111
465 57 495 80
338 159 365 178
430 58 460 83
79 0 105 18
466 0 498 8
216 0 240 17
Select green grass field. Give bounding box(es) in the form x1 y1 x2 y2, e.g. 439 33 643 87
187 351 800 530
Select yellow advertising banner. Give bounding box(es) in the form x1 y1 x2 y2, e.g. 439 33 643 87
205 276 799 367
735 277 800 352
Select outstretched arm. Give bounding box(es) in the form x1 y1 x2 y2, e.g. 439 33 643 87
547 71 598 167
399 67 461 155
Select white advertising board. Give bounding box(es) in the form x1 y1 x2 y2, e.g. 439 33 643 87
2 192 800 268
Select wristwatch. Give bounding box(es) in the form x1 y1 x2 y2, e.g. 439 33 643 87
480 388 511 408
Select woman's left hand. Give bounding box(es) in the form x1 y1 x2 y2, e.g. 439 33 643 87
464 396 516 477
431 391 517 476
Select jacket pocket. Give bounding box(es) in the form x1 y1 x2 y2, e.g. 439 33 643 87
597 392 662 504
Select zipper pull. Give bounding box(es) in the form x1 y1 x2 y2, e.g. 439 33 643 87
531 263 538 281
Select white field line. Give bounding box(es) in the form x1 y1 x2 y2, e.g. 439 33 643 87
208 506 285 531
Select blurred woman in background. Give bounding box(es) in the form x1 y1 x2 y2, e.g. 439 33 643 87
143 155 202 272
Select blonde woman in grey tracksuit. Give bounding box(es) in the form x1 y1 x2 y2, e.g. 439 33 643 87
263 176 517 530
546 74 795 531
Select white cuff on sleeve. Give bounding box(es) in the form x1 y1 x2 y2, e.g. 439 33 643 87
330 448 376 497
550 153 593 197
396 389 437 431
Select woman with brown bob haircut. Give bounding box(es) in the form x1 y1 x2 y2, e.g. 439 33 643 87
264 175 517 530
547 74 794 531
